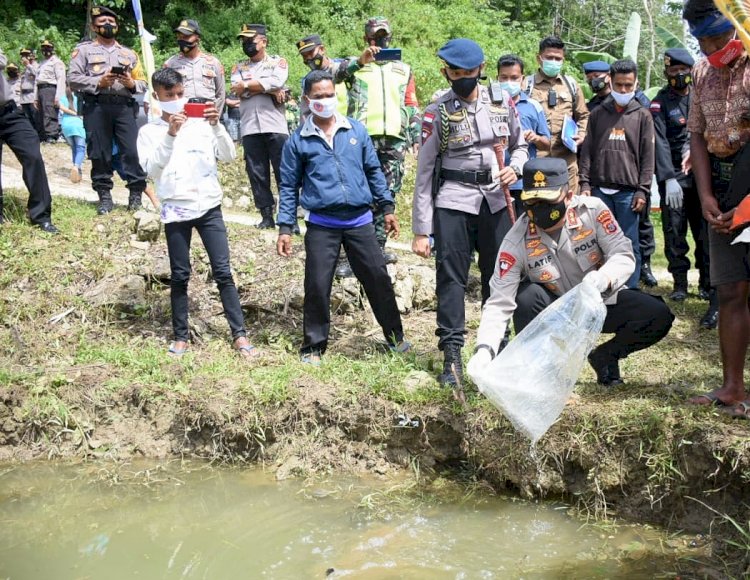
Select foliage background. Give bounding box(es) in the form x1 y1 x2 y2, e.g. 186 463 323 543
1 0 686 102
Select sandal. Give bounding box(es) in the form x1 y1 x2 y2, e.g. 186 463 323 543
687 391 735 407
300 350 322 366
234 337 261 360
720 400 750 420
168 342 189 357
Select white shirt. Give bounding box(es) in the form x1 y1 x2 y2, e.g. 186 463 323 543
137 117 236 223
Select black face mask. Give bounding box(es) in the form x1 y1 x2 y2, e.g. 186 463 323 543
450 75 479 98
42 50 53 58
372 36 390 49
588 76 607 92
304 55 325 70
525 198 567 229
668 72 692 90
8 72 19 79
97 24 118 39
178 39 198 54
243 41 259 58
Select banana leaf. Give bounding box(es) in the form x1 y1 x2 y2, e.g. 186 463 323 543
655 24 686 50
623 12 642 62
571 51 617 66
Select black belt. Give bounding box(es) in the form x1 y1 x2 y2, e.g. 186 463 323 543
440 168 493 185
37 83 56 88
84 94 135 106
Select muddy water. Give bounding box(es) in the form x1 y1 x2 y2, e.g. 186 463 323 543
0 461 682 579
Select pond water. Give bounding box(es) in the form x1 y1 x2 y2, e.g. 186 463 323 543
0 461 686 579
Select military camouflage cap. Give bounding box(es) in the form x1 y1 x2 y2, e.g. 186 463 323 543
365 17 391 36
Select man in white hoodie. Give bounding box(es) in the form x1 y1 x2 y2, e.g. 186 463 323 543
137 67 259 359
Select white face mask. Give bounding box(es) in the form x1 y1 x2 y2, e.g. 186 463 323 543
307 96 337 119
159 97 187 115
610 89 634 107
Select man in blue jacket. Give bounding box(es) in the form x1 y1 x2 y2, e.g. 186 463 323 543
276 69 410 364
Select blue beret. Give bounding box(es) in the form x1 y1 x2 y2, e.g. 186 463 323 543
687 12 734 38
582 60 610 74
437 38 484 70
664 48 695 68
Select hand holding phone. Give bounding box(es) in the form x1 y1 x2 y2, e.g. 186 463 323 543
110 65 126 76
374 48 402 62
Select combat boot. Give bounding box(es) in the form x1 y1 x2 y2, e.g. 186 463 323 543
335 256 354 278
700 289 719 330
640 258 657 287
127 190 143 211
669 274 688 301
438 343 464 387
588 346 623 387
256 206 275 229
379 240 398 264
96 190 114 215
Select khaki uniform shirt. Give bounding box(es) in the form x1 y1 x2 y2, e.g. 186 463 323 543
164 51 226 114
68 40 146 97
476 196 635 352
412 85 529 235
230 54 289 136
19 61 38 104
36 55 66 101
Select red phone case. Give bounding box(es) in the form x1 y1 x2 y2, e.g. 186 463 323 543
184 102 207 118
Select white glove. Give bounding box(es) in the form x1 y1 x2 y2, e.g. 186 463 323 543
467 348 493 380
664 178 684 210
582 270 610 294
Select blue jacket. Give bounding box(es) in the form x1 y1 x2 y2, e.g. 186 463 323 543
277 114 394 233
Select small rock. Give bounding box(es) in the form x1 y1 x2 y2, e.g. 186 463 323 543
95 224 106 234
222 197 234 209
402 370 437 393
83 275 147 313
236 195 252 211
411 265 437 310
129 239 150 251
132 210 161 242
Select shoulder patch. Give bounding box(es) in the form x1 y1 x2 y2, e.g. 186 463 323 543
498 251 517 278
649 101 661 113
278 58 288 69
596 209 618 235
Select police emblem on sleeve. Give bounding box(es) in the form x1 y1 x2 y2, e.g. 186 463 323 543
596 210 618 234
498 252 516 278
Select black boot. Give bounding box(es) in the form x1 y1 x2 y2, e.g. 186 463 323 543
438 343 464 387
640 258 657 287
96 190 114 215
256 206 275 229
335 256 354 278
588 346 623 387
127 190 143 211
700 290 719 330
669 274 688 301
379 240 398 264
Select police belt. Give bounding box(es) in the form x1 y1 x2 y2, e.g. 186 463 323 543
84 94 135 106
37 83 56 89
440 168 493 185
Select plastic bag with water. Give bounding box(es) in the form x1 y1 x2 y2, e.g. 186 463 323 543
470 280 607 444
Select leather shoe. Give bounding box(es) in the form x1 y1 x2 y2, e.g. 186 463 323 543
698 287 711 301
669 287 688 302
335 257 354 278
700 306 719 330
588 347 623 387
36 221 60 234
640 263 658 287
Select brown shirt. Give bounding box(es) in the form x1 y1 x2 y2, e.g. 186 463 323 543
687 53 750 158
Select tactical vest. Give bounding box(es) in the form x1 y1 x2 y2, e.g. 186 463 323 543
348 61 410 138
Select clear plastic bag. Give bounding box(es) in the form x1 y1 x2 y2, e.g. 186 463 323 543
470 280 607 444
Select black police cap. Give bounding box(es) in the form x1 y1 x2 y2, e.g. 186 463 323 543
520 158 570 202
91 6 118 20
664 48 695 68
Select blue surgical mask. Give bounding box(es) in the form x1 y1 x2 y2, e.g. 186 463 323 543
499 80 522 97
541 59 563 77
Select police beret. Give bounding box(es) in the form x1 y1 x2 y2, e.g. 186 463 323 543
520 158 569 202
437 38 484 70
40 40 54 49
174 19 202 36
90 5 118 20
582 60 610 74
365 17 391 37
664 48 694 68
296 34 323 54
237 23 266 39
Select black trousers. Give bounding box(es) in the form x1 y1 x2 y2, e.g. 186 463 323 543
514 284 674 359
658 181 710 288
82 99 146 194
164 206 247 342
21 102 43 138
242 133 287 210
302 221 404 354
36 85 59 139
434 199 513 349
638 195 656 261
0 102 53 224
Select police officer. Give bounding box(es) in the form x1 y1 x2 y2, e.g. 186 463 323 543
583 60 611 111
164 19 225 115
68 5 148 214
35 40 66 142
412 38 528 387
0 48 58 233
18 49 41 137
651 48 717 328
230 23 289 229
467 158 673 386
5 63 21 105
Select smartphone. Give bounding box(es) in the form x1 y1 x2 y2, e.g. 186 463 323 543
548 89 557 107
110 65 126 75
184 102 208 118
374 48 402 62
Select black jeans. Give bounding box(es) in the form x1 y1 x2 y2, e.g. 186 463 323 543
514 284 674 359
242 133 287 210
36 84 59 139
0 102 53 224
638 195 655 261
302 221 404 354
164 205 246 342
433 199 513 349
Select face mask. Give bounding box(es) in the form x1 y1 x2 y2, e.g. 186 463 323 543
372 36 390 49
159 97 188 116
307 96 338 119
707 38 743 68
97 23 118 39
178 39 198 54
611 90 635 107
8 72 19 79
541 59 563 77
668 72 692 90
304 55 325 70
42 50 53 58
450 75 479 98
499 80 521 97
525 198 567 229
243 41 259 58
588 76 607 92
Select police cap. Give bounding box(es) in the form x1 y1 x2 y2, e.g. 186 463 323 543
40 40 54 50
582 60 610 74
91 6 118 20
175 19 202 36
7 63 19 72
520 158 569 202
664 48 694 68
296 34 323 54
237 24 266 39
365 17 391 37
437 38 484 70
20 48 33 57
